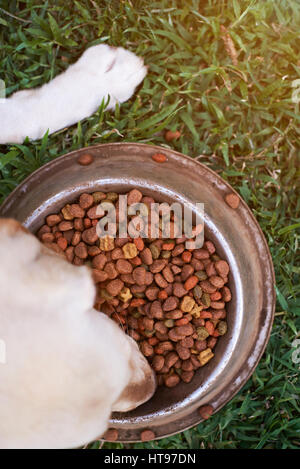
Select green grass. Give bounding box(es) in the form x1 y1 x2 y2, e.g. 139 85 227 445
0 0 299 449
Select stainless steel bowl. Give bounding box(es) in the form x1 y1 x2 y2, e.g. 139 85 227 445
0 143 275 441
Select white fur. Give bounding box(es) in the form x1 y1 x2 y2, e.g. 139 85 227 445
0 45 147 144
0 220 156 449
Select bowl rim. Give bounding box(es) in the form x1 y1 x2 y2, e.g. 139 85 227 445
0 142 276 442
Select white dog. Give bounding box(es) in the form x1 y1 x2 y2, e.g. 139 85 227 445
0 44 147 144
0 219 156 449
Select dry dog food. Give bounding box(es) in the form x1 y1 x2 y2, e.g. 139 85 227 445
37 189 231 388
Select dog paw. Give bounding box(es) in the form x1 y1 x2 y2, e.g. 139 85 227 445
86 44 147 109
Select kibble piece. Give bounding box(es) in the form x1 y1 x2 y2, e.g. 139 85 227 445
92 270 108 283
181 370 194 383
225 193 240 209
103 428 118 441
217 321 228 335
58 221 73 231
61 205 74 220
196 327 210 341
221 286 232 302
181 296 195 313
215 260 230 278
79 193 94 210
132 266 147 286
164 374 180 388
150 301 164 319
198 348 214 366
93 191 106 203
77 153 94 166
122 242 138 259
92 254 107 270
209 275 225 288
152 355 165 372
145 286 159 301
198 404 213 420
74 242 88 259
81 226 98 245
152 153 167 163
116 259 133 274
100 235 115 251
162 296 179 312
106 279 124 297
46 214 61 227
141 430 156 441
127 189 143 205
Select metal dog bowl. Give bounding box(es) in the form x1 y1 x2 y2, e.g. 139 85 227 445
0 143 275 442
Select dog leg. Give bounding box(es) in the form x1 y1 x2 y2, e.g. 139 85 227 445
0 45 147 144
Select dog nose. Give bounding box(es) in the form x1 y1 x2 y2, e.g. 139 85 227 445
112 340 157 412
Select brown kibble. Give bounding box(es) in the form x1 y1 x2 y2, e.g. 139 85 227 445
71 231 82 246
104 262 118 279
132 266 147 286
175 324 194 337
81 226 98 245
215 260 230 278
92 253 107 270
106 279 124 297
41 232 55 243
154 273 168 289
140 341 154 357
65 246 74 263
92 270 108 283
176 343 191 360
162 296 179 312
200 280 217 294
140 429 156 441
69 204 85 218
173 282 188 298
79 193 94 210
58 221 73 231
221 286 232 302
57 237 68 251
77 153 94 166
140 247 153 265
225 193 240 209
145 286 159 301
152 355 165 372
165 129 181 141
181 370 194 383
150 259 167 273
74 242 88 259
103 428 118 441
150 301 164 319
165 352 179 368
198 404 213 420
116 259 133 274
164 374 180 388
46 214 61 227
209 275 225 288
152 153 167 163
